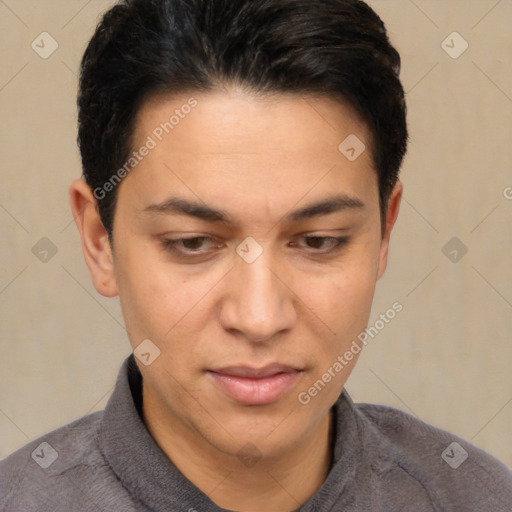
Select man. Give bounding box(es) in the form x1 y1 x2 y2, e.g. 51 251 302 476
1 0 511 510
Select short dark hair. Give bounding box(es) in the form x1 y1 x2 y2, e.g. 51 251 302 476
78 0 408 236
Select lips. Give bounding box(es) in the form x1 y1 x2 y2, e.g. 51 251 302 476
208 364 302 405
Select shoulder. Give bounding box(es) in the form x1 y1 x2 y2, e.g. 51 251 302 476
355 401 512 510
0 410 103 471
0 411 124 511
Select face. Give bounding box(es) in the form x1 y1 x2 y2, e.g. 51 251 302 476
76 88 401 463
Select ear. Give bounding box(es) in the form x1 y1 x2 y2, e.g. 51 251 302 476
377 180 402 280
69 179 118 297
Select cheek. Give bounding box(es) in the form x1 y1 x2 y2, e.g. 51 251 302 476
113 243 176 343
298 266 377 406
113 244 221 346
316 254 379 337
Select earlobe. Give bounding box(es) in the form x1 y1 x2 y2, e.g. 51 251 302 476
69 179 118 297
377 180 402 280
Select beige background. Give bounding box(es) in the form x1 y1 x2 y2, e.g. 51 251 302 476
1 0 511 469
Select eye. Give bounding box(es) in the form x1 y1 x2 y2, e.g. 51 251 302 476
161 234 350 260
293 235 350 253
162 236 220 255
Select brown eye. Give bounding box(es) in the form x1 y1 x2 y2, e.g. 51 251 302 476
181 237 208 250
162 236 218 256
301 236 350 252
305 236 329 249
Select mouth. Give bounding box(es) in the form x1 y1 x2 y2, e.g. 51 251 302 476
208 364 303 406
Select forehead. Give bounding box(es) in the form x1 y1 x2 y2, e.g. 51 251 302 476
119 88 378 221
135 88 371 158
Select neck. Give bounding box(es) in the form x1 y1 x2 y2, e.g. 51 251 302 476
142 387 334 512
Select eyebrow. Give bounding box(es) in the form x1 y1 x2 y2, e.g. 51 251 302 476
143 194 365 224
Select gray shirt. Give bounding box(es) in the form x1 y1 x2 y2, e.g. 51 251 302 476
1 355 511 511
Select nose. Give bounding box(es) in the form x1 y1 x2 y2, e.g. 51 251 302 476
219 246 296 343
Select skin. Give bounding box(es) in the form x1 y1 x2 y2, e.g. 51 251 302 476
70 87 402 512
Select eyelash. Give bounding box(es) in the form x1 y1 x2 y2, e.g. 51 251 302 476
161 235 350 258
